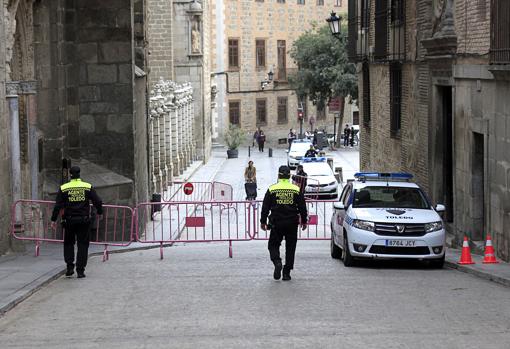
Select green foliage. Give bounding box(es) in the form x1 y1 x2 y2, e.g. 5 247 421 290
289 24 358 108
224 124 246 150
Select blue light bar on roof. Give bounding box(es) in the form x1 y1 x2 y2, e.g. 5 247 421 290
354 172 413 180
302 157 327 163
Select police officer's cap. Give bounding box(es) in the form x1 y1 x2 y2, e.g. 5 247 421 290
278 165 291 178
70 166 81 178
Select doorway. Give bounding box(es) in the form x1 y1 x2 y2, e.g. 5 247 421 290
441 86 454 222
472 132 485 239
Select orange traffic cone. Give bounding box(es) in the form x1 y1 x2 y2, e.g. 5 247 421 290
458 236 475 265
482 234 499 264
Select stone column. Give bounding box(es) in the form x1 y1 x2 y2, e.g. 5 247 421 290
163 82 174 185
177 88 186 173
188 85 196 161
171 91 181 177
185 86 193 164
6 84 21 221
183 89 191 167
151 92 162 193
157 92 168 189
190 92 197 161
148 95 157 194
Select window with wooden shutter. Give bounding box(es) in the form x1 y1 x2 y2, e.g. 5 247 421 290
229 101 241 125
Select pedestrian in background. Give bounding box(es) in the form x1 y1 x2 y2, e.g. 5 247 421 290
287 129 296 149
244 160 257 200
51 166 103 279
292 164 308 195
305 144 318 158
350 126 355 147
253 128 261 147
343 124 351 147
257 130 266 152
260 165 308 281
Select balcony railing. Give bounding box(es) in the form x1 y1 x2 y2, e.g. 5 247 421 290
490 0 510 64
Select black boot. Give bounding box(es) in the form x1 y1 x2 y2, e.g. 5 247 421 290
273 260 282 280
77 269 86 278
282 266 291 281
65 266 74 277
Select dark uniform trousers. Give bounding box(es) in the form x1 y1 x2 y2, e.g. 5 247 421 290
64 217 91 272
268 223 298 270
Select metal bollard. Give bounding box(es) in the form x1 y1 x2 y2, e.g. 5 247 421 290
248 146 251 157
268 148 273 157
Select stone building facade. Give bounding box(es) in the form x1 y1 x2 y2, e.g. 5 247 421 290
0 0 213 254
147 0 213 163
350 0 510 261
212 0 349 144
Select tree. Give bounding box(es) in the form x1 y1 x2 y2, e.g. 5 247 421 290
289 24 357 144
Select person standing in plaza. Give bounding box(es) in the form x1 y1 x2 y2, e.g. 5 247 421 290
343 124 351 147
253 128 261 147
257 130 266 152
287 129 296 149
350 126 355 147
260 165 308 281
292 164 308 195
244 160 257 200
50 166 103 278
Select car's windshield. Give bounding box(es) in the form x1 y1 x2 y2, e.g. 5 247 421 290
302 163 332 176
352 186 430 209
290 142 311 153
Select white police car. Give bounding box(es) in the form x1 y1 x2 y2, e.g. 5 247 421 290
330 173 446 268
287 139 313 169
300 157 338 199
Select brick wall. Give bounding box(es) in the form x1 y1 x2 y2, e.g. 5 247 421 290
455 0 490 56
147 0 174 88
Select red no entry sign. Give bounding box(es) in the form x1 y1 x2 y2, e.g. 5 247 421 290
183 182 194 195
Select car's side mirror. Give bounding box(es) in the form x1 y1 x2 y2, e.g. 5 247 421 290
333 202 345 210
435 204 445 213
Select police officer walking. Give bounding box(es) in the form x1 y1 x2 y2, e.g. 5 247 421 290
260 165 307 281
51 166 103 278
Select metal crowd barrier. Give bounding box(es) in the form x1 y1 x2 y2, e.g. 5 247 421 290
135 200 253 259
10 200 134 261
135 199 335 259
163 181 234 202
250 199 335 241
10 198 334 262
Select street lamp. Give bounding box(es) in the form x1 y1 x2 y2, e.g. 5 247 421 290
326 12 342 38
261 68 274 90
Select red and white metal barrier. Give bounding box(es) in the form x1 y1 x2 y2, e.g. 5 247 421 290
250 199 335 241
135 200 253 259
10 200 134 261
162 181 234 202
10 198 334 262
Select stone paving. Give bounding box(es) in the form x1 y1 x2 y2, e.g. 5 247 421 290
1 145 510 329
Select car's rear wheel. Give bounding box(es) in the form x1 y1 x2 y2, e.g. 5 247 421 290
429 255 445 269
330 231 342 259
343 234 355 267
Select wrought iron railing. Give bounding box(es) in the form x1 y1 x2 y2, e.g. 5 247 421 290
490 0 510 64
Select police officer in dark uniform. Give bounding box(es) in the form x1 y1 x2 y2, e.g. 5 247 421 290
260 165 308 281
50 166 103 278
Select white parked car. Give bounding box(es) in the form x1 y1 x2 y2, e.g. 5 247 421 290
330 172 446 268
299 157 339 199
287 139 313 169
